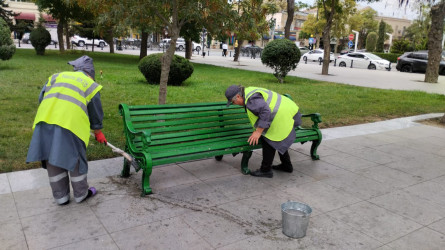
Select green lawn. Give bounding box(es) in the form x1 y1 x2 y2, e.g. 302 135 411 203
1 49 444 173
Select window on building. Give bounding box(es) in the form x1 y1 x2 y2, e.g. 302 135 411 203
9 0 33 2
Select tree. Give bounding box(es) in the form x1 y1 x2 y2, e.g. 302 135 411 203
30 18 51 55
0 17 15 61
356 7 378 49
261 38 300 82
0 0 17 29
231 0 275 62
366 31 377 51
376 19 385 52
285 0 295 39
404 5 430 51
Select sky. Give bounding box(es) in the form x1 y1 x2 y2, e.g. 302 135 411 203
299 0 419 20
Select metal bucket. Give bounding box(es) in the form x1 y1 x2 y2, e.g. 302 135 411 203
281 201 312 238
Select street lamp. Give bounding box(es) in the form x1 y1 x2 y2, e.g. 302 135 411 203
351 30 359 52
386 32 393 53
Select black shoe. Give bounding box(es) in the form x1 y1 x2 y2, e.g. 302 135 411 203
250 169 273 178
59 200 70 206
272 164 293 173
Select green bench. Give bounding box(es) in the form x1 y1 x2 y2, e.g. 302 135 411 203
119 101 322 195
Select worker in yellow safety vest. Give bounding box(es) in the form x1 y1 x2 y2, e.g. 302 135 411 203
27 56 107 205
225 85 302 178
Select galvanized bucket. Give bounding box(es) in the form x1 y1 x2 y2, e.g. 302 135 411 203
281 201 312 238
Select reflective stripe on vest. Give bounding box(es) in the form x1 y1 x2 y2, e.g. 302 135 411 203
32 72 102 146
244 87 299 142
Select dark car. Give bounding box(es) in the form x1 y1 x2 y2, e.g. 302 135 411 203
396 51 445 75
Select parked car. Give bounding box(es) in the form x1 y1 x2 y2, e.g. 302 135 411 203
302 49 334 62
396 51 445 75
193 41 203 51
337 52 391 71
71 35 108 47
340 48 354 55
159 38 187 51
21 33 31 44
298 46 309 55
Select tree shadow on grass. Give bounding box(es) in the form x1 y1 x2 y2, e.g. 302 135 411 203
0 64 19 71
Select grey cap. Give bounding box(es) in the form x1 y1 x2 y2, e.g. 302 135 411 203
225 85 241 107
68 55 96 80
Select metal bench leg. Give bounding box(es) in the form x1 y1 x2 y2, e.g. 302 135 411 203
310 139 321 160
241 151 252 175
141 167 153 196
120 145 131 178
215 155 223 161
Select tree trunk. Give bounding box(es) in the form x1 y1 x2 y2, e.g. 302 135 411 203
92 39 95 52
185 39 192 59
321 2 335 75
315 34 320 49
105 28 114 54
424 1 445 83
441 113 445 124
285 0 295 39
159 31 179 104
64 22 70 49
57 22 65 52
234 39 243 62
140 31 148 60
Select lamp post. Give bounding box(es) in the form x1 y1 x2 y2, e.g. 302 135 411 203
202 28 207 57
351 30 359 52
386 32 393 53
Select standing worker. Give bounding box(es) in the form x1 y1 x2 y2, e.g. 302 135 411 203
225 85 301 178
26 55 107 205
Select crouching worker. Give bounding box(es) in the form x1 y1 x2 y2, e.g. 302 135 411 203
225 85 301 178
26 55 107 205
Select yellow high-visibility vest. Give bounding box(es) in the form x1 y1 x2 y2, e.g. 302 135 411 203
244 87 299 141
32 71 102 146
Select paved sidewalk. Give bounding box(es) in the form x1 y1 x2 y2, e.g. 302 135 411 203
2 115 445 249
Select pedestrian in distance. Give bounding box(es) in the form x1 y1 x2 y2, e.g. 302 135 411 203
222 42 228 57
225 85 302 178
26 55 107 205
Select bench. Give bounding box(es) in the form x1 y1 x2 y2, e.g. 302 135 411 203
119 101 322 195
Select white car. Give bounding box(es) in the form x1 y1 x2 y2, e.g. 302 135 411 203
302 49 334 62
71 35 108 47
337 52 391 71
159 38 187 51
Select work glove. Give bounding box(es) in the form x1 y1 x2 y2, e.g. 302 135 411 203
94 131 107 145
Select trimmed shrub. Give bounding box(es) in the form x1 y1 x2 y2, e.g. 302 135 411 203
30 25 51 55
0 18 16 61
373 52 403 63
261 39 300 83
138 53 194 86
366 32 377 52
390 39 414 54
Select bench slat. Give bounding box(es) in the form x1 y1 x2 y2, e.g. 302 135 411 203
132 114 249 129
129 109 246 122
129 104 239 116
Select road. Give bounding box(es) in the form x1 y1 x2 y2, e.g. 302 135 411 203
16 42 445 95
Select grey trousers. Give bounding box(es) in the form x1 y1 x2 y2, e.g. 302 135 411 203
46 161 89 204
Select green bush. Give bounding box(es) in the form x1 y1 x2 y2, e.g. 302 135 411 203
0 18 16 61
261 39 300 83
30 25 51 55
390 39 414 54
373 52 403 63
366 32 377 52
138 53 194 86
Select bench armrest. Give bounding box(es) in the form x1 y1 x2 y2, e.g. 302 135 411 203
302 113 322 129
119 103 152 151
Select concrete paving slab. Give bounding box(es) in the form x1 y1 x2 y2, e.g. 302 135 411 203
149 164 202 190
50 234 119 250
90 195 189 233
428 218 445 235
320 152 380 172
0 173 10 194
7 168 48 192
0 193 18 223
219 214 383 250
369 190 445 226
385 227 445 250
354 165 424 189
321 171 394 200
385 156 445 181
0 219 28 250
177 158 241 181
404 181 445 208
267 169 317 190
21 206 107 250
110 217 213 250
293 159 353 181
13 186 86 218
327 201 422 244
283 181 362 213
